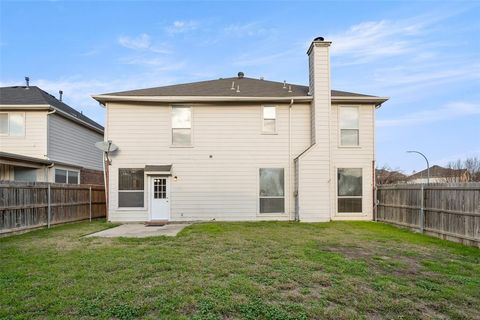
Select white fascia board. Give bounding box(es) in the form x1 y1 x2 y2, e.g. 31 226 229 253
92 95 314 104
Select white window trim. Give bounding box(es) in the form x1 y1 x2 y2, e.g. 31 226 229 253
117 168 147 210
336 167 364 215
257 167 286 215
170 105 194 148
0 112 26 137
338 106 360 147
261 105 278 135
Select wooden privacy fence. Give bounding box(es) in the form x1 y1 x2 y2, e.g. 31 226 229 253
376 183 480 247
0 181 106 235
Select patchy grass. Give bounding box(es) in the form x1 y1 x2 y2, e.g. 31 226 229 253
1 220 479 319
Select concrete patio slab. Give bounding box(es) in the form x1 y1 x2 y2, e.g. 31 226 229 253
86 223 191 238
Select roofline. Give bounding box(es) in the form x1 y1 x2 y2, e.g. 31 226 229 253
0 151 85 169
92 94 389 106
92 95 314 104
0 104 104 134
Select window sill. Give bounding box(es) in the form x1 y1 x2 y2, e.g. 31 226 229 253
170 145 194 148
261 132 278 135
336 212 365 216
116 207 147 211
338 145 362 149
257 212 286 216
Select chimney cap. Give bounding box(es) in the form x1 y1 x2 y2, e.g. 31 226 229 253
314 36 324 42
237 72 244 79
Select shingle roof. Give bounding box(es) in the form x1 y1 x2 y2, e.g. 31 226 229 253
102 77 377 98
0 86 103 131
408 165 468 180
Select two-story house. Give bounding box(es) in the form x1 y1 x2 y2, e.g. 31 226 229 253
0 84 104 184
93 37 388 223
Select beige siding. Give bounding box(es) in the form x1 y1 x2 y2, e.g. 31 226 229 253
297 43 332 222
0 111 48 158
106 102 311 222
330 104 375 220
48 114 104 170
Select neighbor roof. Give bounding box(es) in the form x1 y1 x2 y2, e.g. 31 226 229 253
408 165 468 180
101 77 376 98
0 86 103 132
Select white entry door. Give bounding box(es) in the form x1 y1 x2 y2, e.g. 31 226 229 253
150 177 170 220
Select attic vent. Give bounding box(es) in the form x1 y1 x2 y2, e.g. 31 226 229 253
314 36 325 41
59 90 63 102
25 76 30 88
237 72 244 79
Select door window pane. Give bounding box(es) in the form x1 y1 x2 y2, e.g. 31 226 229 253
338 198 362 213
0 113 8 134
9 113 25 136
260 198 285 213
55 169 67 183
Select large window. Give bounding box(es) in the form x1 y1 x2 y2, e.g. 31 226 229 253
0 112 25 136
118 168 144 207
259 168 284 213
262 106 276 133
172 106 192 146
55 169 80 184
338 168 362 213
339 107 359 146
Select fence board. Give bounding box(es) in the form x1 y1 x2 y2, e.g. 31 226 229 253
0 181 106 235
376 183 480 247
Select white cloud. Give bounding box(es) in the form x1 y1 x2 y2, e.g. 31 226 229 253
224 22 275 37
165 20 198 34
119 56 186 71
378 101 480 127
118 33 151 50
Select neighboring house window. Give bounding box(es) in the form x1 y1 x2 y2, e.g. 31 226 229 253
118 168 144 207
339 107 359 146
14 167 37 182
259 168 285 213
0 112 25 136
172 106 192 146
338 168 362 213
262 106 276 133
55 169 80 184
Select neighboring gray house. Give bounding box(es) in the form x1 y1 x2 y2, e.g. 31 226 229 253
0 85 104 184
93 37 388 223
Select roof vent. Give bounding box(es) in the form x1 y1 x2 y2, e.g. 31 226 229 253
283 80 287 89
230 81 235 90
237 72 244 79
59 90 63 102
314 36 324 41
25 76 30 88
288 85 292 93
260 77 264 80
236 85 240 93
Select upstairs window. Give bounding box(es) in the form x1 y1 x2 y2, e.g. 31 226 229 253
339 107 359 146
0 112 25 136
262 106 276 133
118 168 144 207
172 106 192 146
259 168 285 213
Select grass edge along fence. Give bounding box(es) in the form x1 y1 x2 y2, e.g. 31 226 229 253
376 183 480 247
0 181 106 235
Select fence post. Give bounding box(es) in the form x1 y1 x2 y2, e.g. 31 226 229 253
47 184 51 228
89 186 92 222
419 184 424 233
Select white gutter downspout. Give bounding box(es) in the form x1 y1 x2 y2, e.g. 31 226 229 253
288 99 294 221
45 109 56 182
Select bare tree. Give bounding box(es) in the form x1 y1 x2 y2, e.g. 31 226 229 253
446 156 480 182
376 165 407 185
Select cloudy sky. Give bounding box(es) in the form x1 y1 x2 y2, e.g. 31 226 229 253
1 1 479 173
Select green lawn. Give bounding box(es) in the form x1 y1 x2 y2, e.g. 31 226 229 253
1 221 479 320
